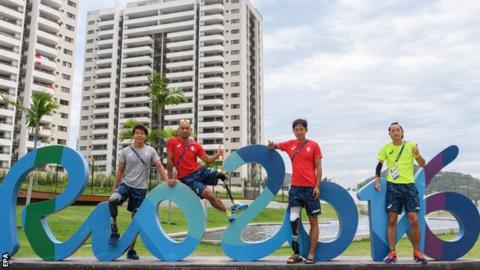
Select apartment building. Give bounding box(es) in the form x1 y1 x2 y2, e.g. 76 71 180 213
0 0 78 167
79 0 263 185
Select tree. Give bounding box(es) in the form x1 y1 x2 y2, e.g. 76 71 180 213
1 91 59 205
147 70 187 160
119 119 178 146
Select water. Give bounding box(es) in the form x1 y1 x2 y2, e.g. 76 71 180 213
201 217 459 242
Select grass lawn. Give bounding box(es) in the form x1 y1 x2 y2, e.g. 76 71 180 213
11 205 479 260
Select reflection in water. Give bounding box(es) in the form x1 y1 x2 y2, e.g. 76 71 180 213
200 218 459 242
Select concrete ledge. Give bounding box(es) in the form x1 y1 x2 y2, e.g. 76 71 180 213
8 256 480 270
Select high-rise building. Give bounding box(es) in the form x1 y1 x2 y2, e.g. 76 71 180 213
79 0 263 185
0 0 78 167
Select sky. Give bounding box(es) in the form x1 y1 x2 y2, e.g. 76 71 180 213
71 0 480 187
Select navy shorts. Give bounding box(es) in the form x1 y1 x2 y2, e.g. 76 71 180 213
386 182 419 214
114 183 147 213
288 186 321 216
180 167 219 198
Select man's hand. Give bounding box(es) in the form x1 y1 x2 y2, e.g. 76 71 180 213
167 178 176 187
216 145 224 157
374 179 381 192
413 144 420 157
267 140 277 149
313 186 320 199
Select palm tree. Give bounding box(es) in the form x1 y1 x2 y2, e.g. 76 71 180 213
119 119 178 147
0 91 60 205
148 70 187 159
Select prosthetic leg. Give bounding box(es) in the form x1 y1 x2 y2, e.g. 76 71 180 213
108 193 122 245
287 207 303 263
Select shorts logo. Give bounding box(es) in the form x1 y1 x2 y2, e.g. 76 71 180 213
291 146 296 150
191 146 195 151
312 209 320 214
387 204 393 209
307 146 311 152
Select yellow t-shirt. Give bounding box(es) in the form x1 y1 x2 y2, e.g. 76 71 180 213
377 141 417 184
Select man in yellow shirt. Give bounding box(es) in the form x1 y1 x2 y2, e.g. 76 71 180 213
375 122 427 264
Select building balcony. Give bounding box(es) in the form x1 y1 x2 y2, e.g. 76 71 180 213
199 87 224 96
165 102 192 110
36 29 58 46
0 32 21 49
0 47 18 63
198 121 224 128
39 3 61 21
96 47 113 57
38 126 52 137
97 39 113 47
159 10 195 23
95 77 112 85
121 85 148 94
200 34 224 43
166 50 194 61
95 67 113 76
93 97 111 105
39 115 53 124
199 77 224 85
93 108 110 114
119 116 150 125
199 98 224 107
0 77 17 90
122 65 152 75
37 16 60 34
166 40 194 50
121 106 151 114
122 75 149 84
198 132 223 139
124 36 153 46
97 29 114 39
165 70 194 80
200 4 224 13
32 69 56 84
96 58 112 65
200 24 224 34
32 83 54 95
123 45 153 57
92 128 109 135
198 110 224 117
165 60 194 69
123 55 153 65
0 123 14 132
199 44 224 53
200 14 224 23
0 108 15 117
0 5 23 21
92 118 110 125
199 66 224 75
164 113 193 121
120 95 150 105
35 43 57 58
0 138 12 147
166 30 194 41
167 81 194 89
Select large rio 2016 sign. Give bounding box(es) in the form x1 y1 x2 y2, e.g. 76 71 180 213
0 145 478 261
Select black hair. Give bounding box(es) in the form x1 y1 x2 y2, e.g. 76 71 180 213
388 122 403 132
292 119 308 130
132 124 149 136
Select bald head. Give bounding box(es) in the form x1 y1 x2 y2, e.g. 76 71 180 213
177 120 192 139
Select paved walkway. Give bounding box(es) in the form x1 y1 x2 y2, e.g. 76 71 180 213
8 256 480 270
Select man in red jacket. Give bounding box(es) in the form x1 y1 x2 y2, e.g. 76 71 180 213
268 119 322 264
167 119 247 222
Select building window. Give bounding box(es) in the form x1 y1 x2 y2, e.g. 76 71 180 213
231 71 240 76
231 29 240 34
231 19 240 24
231 82 240 87
231 137 240 143
231 104 240 109
60 99 69 106
65 36 74 43
231 60 240 65
58 126 68 132
67 12 76 19
231 115 240 120
231 39 240 45
81 116 88 120
82 106 89 111
60 113 68 119
62 74 71 80
232 0 240 3
57 139 67 145
231 92 240 98
81 126 88 130
66 24 75 31
79 146 87 150
231 50 240 55
61 86 70 93
231 9 240 14
64 49 73 55
63 61 72 68
88 21 95 25
233 126 240 131
83 96 90 101
67 0 76 8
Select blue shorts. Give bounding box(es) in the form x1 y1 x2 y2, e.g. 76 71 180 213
288 186 321 216
180 167 218 198
114 183 147 212
386 182 419 214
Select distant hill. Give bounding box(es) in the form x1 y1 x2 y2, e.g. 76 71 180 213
357 168 480 203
